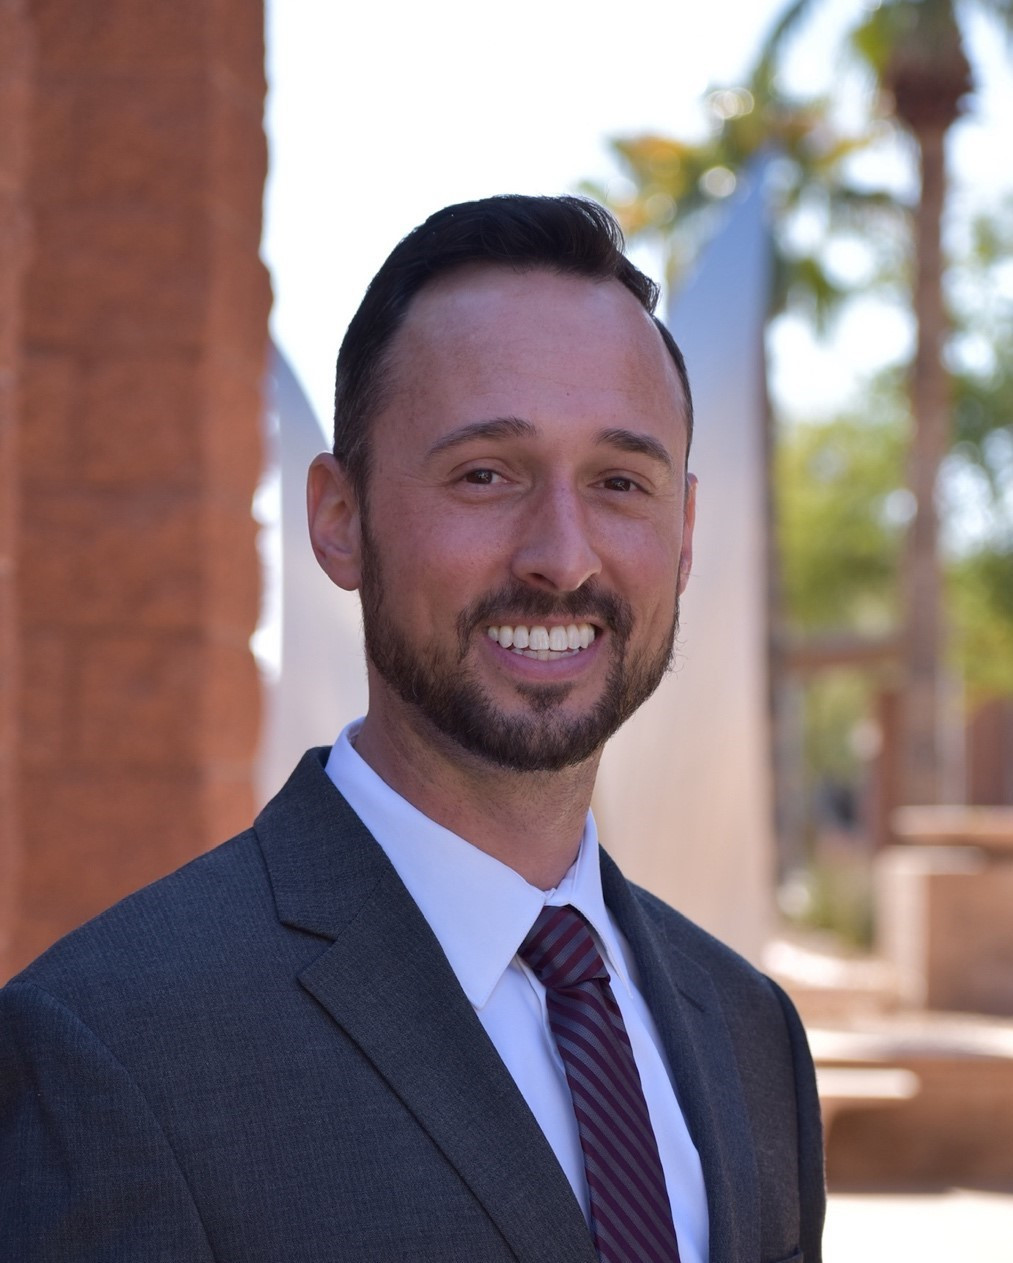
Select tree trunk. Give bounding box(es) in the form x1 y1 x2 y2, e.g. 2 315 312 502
901 120 950 806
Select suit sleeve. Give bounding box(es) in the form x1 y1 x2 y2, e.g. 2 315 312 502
770 979 825 1263
0 979 215 1263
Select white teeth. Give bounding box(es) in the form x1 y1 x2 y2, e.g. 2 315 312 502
487 623 597 655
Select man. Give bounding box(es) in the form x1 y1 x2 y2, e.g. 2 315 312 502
1 195 824 1262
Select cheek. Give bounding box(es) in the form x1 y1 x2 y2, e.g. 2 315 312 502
369 503 502 622
608 518 682 583
410 495 509 568
614 530 683 630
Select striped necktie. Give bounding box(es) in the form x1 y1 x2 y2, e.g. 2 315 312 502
519 904 681 1262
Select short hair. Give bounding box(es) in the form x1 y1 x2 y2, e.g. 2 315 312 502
333 194 693 500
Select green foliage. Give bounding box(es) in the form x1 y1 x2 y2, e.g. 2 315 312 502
776 410 907 634
851 0 965 79
785 667 879 947
803 669 880 781
583 83 903 310
949 200 1013 504
944 201 1013 698
796 851 875 947
950 547 1013 696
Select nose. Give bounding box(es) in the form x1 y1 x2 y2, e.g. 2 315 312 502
510 481 602 593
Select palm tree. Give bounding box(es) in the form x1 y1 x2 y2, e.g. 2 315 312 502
587 87 895 325
762 0 1013 804
596 0 1012 807
870 2 972 803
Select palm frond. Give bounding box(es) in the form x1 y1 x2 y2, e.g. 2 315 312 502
749 0 825 96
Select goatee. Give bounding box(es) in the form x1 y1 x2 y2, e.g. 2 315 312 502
359 530 678 772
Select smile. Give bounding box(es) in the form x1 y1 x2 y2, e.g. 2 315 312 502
486 622 596 660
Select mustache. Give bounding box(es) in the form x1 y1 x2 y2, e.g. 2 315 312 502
458 580 634 644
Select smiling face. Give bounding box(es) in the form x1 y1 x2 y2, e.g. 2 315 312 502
312 265 696 773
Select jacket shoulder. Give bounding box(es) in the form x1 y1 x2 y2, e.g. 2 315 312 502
7 827 274 1014
7 748 343 1009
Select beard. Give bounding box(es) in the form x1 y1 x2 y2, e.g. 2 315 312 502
358 527 679 773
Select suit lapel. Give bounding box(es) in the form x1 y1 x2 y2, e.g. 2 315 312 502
256 751 597 1263
256 752 760 1261
601 852 760 1263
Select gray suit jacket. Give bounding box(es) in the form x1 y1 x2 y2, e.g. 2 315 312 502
1 749 824 1261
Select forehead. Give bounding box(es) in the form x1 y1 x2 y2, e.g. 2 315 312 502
380 265 688 435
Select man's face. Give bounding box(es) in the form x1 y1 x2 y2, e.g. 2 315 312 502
345 266 694 772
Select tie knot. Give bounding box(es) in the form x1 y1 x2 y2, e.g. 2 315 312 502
519 904 609 992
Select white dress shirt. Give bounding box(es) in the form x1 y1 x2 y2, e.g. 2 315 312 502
325 721 709 1263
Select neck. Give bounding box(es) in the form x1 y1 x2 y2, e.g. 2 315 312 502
353 704 600 891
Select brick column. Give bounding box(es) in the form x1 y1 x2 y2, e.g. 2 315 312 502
0 0 32 979
9 0 270 974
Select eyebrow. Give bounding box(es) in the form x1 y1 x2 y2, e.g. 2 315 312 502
426 416 537 458
426 416 674 472
595 427 674 471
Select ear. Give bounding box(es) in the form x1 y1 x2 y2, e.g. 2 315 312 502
677 473 697 596
307 453 363 591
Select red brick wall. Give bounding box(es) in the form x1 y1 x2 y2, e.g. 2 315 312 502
4 1 269 977
0 0 32 976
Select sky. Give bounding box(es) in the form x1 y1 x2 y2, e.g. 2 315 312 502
262 0 1013 435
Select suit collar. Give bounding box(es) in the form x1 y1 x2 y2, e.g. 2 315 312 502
325 726 588 1011
255 751 760 1263
255 749 597 1263
601 850 761 1263
254 748 382 939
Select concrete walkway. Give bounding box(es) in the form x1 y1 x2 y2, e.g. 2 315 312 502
825 1187 1013 1261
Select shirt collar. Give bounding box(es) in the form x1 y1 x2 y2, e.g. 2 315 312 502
324 720 633 1008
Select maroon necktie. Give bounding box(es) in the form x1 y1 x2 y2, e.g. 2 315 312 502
519 904 682 1262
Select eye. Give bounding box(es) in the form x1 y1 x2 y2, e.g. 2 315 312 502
462 468 503 485
600 475 644 493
